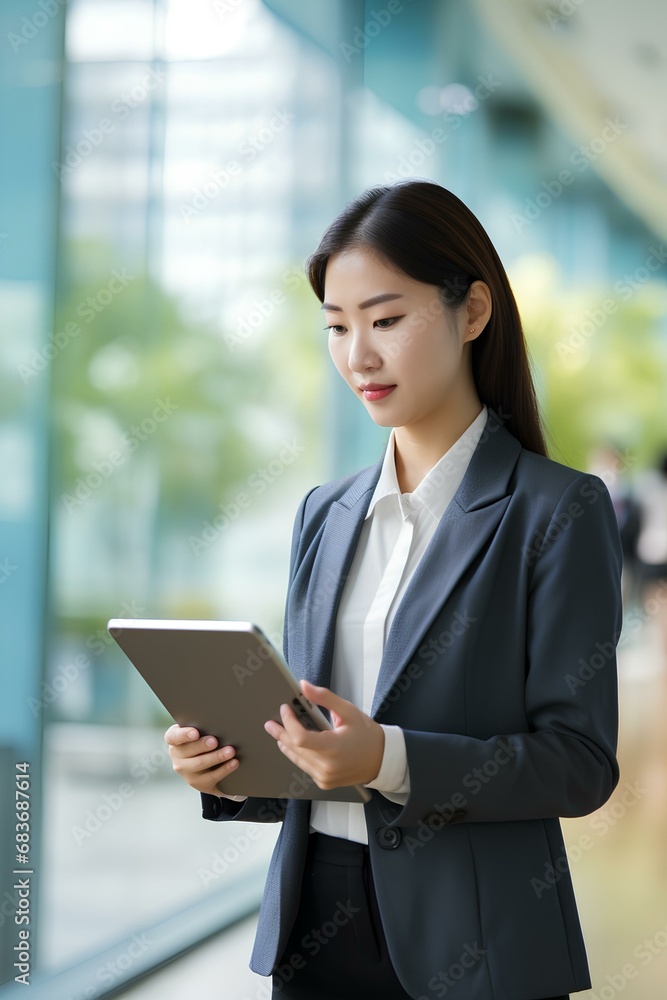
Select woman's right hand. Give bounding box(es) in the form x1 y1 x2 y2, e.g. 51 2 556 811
164 725 246 799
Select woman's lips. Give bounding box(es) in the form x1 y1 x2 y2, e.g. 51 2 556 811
359 384 396 401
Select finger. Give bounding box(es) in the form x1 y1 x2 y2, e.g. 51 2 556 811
164 724 200 746
275 743 326 789
190 758 241 795
302 688 348 726
300 680 339 704
172 745 238 777
279 704 320 746
273 738 304 770
300 681 349 722
210 759 245 793
170 735 238 761
263 718 284 740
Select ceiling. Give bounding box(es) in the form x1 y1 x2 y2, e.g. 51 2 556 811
472 0 667 240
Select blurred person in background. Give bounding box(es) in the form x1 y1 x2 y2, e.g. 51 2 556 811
588 441 642 609
166 180 623 1000
635 449 667 665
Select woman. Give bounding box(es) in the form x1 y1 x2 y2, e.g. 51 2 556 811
166 180 623 1000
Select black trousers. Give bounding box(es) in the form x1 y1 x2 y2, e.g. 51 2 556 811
271 831 570 1000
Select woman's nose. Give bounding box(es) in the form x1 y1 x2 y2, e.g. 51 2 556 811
347 328 381 373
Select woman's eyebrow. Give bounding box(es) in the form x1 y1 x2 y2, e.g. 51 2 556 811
321 293 404 312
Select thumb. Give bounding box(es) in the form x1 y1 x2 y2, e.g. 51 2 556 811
300 679 348 727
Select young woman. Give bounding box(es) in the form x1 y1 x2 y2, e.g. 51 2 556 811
166 180 623 1000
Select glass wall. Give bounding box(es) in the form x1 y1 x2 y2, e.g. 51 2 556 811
41 0 344 972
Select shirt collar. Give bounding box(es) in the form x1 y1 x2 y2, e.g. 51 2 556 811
365 404 489 523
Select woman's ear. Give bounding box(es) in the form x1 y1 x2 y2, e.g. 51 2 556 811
463 280 492 342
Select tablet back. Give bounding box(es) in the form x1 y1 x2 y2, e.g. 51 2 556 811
108 618 370 803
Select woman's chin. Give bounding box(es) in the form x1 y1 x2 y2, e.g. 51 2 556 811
363 409 395 427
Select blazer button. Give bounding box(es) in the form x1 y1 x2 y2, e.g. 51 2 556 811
376 826 401 849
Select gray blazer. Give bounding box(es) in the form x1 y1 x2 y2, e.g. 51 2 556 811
202 407 623 999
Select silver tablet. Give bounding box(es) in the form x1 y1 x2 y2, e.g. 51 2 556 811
107 618 371 804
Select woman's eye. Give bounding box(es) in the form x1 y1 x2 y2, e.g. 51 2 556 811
323 316 401 335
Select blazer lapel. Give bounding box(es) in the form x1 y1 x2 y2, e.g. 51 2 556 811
370 411 521 716
300 462 382 689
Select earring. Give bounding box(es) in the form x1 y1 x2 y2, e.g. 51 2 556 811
469 327 475 334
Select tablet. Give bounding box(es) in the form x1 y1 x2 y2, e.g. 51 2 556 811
107 618 371 804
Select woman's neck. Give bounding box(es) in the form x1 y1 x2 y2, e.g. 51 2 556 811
393 398 483 494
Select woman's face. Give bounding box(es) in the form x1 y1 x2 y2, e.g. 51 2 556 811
322 248 481 433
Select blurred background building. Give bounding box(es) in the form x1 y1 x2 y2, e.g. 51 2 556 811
1 0 666 997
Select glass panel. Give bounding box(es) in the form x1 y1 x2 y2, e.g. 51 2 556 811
40 0 339 974
0 0 61 985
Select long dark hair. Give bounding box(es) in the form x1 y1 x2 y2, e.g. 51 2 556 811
305 180 548 457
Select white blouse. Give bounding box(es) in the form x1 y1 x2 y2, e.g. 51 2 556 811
309 404 489 844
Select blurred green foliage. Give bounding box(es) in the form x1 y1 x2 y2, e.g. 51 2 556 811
51 241 325 524
512 258 667 474
47 242 325 721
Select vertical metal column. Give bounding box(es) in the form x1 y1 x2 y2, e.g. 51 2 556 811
0 0 64 985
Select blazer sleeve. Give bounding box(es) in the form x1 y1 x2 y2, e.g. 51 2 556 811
387 472 624 830
200 485 316 824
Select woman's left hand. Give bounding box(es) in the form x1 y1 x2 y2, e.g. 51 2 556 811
263 679 385 789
